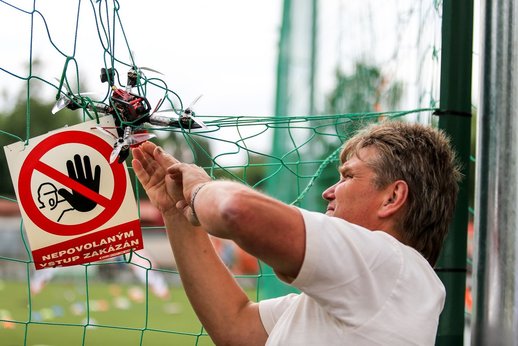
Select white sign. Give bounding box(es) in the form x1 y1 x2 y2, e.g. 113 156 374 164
4 117 144 269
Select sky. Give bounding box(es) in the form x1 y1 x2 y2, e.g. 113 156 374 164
0 0 457 116
0 0 282 116
0 0 480 164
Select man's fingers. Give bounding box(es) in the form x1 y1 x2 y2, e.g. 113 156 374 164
166 163 185 181
131 147 156 185
175 199 189 218
176 199 201 226
133 143 177 174
140 141 157 156
131 146 145 163
166 163 184 175
153 146 179 168
132 146 161 176
131 157 146 180
167 163 211 184
165 175 180 196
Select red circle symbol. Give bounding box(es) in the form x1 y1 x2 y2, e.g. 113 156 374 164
18 130 127 236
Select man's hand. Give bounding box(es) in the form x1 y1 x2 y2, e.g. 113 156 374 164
167 163 212 196
58 154 100 212
131 142 182 215
166 162 212 224
132 141 212 225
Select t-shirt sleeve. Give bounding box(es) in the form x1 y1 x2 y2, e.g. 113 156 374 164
258 293 300 334
290 208 403 325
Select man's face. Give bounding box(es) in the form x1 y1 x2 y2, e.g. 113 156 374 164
322 146 388 230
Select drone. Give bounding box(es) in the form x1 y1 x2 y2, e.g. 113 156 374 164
52 67 207 164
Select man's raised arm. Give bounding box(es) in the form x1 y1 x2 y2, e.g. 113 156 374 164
132 142 268 345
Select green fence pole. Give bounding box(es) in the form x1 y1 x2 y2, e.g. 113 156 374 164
260 0 318 300
435 1 474 345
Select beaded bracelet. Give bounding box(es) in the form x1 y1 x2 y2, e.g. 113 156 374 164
190 182 210 222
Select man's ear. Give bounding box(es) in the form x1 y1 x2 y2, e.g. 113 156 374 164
378 180 408 218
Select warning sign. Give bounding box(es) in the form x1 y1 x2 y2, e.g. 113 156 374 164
4 117 144 269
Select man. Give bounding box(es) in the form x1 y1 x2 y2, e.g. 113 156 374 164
132 120 461 345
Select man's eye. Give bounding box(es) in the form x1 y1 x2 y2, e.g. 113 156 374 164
340 174 352 181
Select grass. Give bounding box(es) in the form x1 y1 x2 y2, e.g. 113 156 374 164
0 278 249 346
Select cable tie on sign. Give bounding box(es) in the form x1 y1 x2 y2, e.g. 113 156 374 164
432 109 472 117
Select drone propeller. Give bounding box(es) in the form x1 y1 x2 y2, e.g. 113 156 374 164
109 130 156 164
55 77 74 94
186 94 203 110
126 132 156 146
138 67 164 75
52 96 71 114
149 108 208 129
52 91 100 114
91 126 156 163
127 66 164 89
187 113 208 129
109 133 156 164
52 78 73 114
183 94 207 129
148 94 207 129
53 78 100 114
110 140 125 164
91 126 118 140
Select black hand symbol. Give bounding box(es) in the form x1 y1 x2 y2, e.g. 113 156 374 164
58 154 101 212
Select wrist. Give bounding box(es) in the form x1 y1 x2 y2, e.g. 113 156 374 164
190 182 210 223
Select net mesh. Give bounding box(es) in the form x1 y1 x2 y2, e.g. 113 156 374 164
0 0 448 344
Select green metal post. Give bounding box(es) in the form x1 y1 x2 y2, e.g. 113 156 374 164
260 0 319 300
258 0 295 300
435 1 473 345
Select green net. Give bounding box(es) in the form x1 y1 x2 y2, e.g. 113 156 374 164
0 0 446 345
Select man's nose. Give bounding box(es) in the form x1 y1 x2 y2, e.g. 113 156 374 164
322 183 336 201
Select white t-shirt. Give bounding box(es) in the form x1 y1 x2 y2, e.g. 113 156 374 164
259 209 445 345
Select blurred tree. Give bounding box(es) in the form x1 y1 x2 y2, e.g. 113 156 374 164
306 61 404 211
0 95 81 197
326 61 403 114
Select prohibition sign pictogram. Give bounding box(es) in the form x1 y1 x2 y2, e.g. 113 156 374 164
18 130 127 236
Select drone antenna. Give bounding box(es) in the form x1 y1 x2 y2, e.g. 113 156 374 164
152 98 163 114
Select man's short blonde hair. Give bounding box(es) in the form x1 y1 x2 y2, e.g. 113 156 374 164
341 121 462 266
